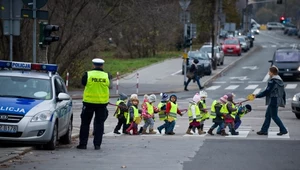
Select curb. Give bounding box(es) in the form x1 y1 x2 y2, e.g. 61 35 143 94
70 46 260 100
0 133 80 165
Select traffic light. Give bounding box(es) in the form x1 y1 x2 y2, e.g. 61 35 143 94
183 37 192 48
39 22 59 48
277 0 283 4
280 16 285 23
187 25 191 39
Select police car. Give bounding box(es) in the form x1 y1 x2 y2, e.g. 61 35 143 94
0 60 73 150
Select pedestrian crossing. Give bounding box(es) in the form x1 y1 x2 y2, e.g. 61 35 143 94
205 83 298 93
102 125 290 139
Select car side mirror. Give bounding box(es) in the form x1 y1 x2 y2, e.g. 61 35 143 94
268 60 273 64
57 93 71 101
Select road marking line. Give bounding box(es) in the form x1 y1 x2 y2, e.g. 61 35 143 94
252 88 261 95
271 45 277 48
262 73 269 82
230 81 244 84
245 84 259 90
225 131 250 138
214 81 227 84
206 85 221 90
268 131 290 139
171 69 182 76
262 45 267 48
248 81 264 83
285 84 297 89
225 85 239 90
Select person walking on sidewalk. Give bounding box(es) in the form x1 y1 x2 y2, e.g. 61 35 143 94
77 58 112 150
254 66 288 136
184 59 204 91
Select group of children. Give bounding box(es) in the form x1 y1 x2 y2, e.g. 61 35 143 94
112 91 252 136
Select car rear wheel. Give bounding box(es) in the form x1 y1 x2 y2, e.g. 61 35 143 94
295 113 300 119
60 118 73 144
44 122 58 150
221 58 224 65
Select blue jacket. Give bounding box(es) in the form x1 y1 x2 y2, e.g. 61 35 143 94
256 75 286 107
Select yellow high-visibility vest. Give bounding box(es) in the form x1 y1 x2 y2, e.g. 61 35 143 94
83 70 109 104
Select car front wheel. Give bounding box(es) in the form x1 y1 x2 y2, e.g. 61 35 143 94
60 118 73 144
44 122 58 150
295 113 300 119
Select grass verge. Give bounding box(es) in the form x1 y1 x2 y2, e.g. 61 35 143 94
67 51 181 89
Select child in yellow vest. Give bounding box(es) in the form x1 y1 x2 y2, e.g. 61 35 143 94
142 94 159 134
157 93 169 134
192 91 209 134
126 94 141 135
186 93 203 135
113 93 129 134
165 94 183 135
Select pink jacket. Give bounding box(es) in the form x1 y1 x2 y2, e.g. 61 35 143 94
142 102 159 119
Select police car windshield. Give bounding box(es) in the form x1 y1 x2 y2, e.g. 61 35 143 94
188 52 209 60
0 76 52 100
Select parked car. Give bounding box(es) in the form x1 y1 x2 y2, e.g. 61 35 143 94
292 92 300 119
283 23 297 34
219 30 228 39
182 51 212 76
0 60 73 150
287 27 298 36
199 44 224 66
236 36 250 52
268 47 300 79
266 22 285 30
222 38 241 56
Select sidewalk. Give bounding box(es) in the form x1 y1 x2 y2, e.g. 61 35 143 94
0 46 258 165
69 46 258 99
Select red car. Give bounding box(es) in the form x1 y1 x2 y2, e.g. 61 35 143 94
222 38 242 56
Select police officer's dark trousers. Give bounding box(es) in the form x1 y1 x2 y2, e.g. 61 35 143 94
79 103 108 147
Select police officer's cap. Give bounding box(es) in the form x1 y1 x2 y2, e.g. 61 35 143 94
92 58 105 66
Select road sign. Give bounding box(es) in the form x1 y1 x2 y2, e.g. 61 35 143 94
179 0 191 11
190 24 196 39
22 0 47 9
3 20 20 36
21 9 48 20
0 0 23 19
183 53 188 59
224 23 236 32
180 11 190 23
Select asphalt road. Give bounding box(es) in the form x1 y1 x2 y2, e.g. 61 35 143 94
1 30 300 170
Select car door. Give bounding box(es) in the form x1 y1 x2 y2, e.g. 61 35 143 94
54 77 69 136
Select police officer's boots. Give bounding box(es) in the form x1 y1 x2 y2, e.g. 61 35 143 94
149 129 157 134
186 128 193 135
221 129 229 136
208 128 214 135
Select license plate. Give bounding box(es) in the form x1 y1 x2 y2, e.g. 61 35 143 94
227 49 233 52
0 125 18 133
283 73 293 76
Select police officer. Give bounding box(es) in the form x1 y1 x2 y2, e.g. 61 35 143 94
77 58 112 150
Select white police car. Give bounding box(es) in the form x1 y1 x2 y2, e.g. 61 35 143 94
0 60 73 150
